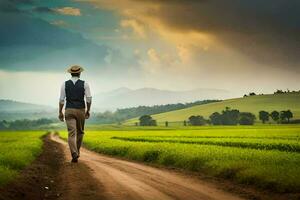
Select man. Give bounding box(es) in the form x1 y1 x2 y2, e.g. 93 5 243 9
58 65 92 163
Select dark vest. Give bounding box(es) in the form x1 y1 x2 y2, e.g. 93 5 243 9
65 79 85 109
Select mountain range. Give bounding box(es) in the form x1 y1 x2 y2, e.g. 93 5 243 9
0 100 55 120
93 87 234 110
0 87 234 120
0 99 53 113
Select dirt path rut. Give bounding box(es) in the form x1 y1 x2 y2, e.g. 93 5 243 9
51 134 244 200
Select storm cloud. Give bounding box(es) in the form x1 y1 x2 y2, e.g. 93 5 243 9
0 0 110 71
83 0 300 69
150 0 300 66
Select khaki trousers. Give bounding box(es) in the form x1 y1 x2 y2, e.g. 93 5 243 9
65 108 85 157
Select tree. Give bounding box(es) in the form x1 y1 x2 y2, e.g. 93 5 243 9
139 115 157 126
183 120 187 126
188 115 206 126
280 111 286 122
249 92 256 96
270 111 280 123
139 115 152 126
165 121 169 127
286 110 293 123
221 107 240 125
209 112 222 125
239 112 256 125
209 108 244 125
259 111 269 123
149 119 157 126
280 110 293 123
274 89 284 94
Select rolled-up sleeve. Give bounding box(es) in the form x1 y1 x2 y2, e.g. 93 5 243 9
59 82 65 104
84 82 92 103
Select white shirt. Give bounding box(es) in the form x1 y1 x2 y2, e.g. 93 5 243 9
59 77 92 104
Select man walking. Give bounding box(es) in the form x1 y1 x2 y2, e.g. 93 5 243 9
58 65 92 163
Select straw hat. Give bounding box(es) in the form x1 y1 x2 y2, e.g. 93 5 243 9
67 65 84 73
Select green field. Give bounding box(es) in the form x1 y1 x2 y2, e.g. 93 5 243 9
0 131 45 186
126 93 300 124
60 125 300 192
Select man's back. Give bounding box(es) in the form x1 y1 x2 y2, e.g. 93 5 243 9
65 79 85 109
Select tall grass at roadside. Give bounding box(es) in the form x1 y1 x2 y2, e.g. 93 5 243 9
0 131 45 186
112 136 300 152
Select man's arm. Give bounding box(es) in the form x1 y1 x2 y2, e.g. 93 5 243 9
85 101 91 119
58 83 65 122
58 102 64 121
84 82 92 119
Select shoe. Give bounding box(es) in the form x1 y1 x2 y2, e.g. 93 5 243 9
71 153 79 163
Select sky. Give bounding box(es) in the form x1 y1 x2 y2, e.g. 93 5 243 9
0 0 299 106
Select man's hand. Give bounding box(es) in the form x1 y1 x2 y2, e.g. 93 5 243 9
85 111 90 119
58 112 64 122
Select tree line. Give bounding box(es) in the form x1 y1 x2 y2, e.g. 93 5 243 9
138 107 296 126
259 110 293 124
92 100 220 124
0 118 55 130
243 89 299 97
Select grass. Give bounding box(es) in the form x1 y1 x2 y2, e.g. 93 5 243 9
125 93 300 124
0 131 45 186
60 125 300 193
112 136 300 152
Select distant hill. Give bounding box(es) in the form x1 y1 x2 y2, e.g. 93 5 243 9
90 99 220 124
94 87 234 110
126 92 300 124
0 100 55 120
0 99 53 112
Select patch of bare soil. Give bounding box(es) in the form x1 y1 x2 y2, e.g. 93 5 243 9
0 134 105 200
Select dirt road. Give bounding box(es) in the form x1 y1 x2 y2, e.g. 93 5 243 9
51 134 244 200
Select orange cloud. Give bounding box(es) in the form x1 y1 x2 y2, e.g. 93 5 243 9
77 0 300 71
120 19 146 38
54 7 81 16
76 0 218 70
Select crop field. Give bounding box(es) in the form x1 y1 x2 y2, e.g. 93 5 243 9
0 131 45 186
60 125 300 192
